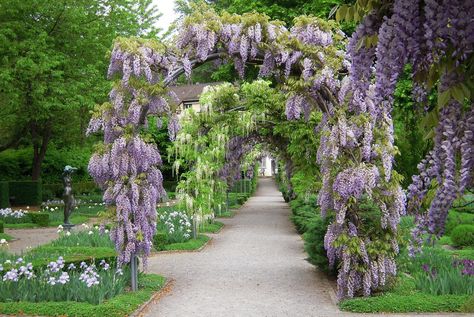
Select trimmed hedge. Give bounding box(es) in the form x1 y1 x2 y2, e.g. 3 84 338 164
43 181 100 200
29 213 49 227
163 181 177 192
0 181 8 208
9 181 42 206
451 224 474 247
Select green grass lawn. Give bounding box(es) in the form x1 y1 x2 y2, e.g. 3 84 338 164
199 221 224 233
215 210 234 218
0 274 166 317
0 233 13 241
340 275 471 313
3 207 98 229
160 235 210 251
3 223 37 229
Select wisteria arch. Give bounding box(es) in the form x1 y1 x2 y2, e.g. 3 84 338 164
86 1 473 300
87 7 402 299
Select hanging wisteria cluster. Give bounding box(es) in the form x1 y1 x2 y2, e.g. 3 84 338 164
88 1 473 299
338 0 474 255
87 38 177 265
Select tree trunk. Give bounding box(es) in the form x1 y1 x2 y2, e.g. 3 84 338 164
31 123 51 181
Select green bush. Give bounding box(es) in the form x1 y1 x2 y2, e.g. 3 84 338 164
0 147 93 184
461 295 474 313
0 182 8 208
153 231 168 251
0 220 3 233
28 213 49 227
451 224 474 248
446 211 474 235
162 180 177 192
303 214 335 275
9 181 42 206
44 181 100 200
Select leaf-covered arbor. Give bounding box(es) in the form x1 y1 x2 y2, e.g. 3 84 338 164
86 1 473 300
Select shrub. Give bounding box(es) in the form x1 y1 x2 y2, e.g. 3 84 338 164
162 181 177 192
303 214 336 275
9 181 42 206
445 211 474 235
29 213 49 227
0 221 3 233
461 295 474 313
153 231 168 251
451 224 474 248
0 182 8 208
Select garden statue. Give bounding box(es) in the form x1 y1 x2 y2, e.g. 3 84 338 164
62 165 77 230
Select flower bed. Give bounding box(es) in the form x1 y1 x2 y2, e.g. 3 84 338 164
0 273 165 317
0 256 128 304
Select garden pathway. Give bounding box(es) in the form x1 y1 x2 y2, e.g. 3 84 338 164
145 178 465 317
5 227 59 254
145 177 341 316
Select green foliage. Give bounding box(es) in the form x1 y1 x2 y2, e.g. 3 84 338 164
0 221 3 234
161 234 210 251
0 233 13 241
398 247 474 296
445 211 474 235
152 231 168 251
392 71 432 187
157 209 192 243
200 0 353 33
304 214 335 275
340 273 470 312
199 220 224 233
28 213 49 227
0 182 8 208
288 195 335 274
0 274 166 317
153 233 210 251
461 295 474 313
8 181 42 206
451 225 474 248
0 263 129 304
0 0 161 180
50 229 114 249
340 291 469 313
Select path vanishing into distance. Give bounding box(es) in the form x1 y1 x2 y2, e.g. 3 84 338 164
145 178 465 317
145 177 340 316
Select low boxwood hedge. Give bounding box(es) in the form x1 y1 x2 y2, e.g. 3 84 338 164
451 224 474 247
9 181 42 206
0 274 166 317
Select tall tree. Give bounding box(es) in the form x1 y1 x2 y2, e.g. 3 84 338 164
0 0 161 180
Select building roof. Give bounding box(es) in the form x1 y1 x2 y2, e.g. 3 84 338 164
169 82 222 104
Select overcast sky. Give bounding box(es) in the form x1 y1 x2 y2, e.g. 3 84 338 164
153 0 179 34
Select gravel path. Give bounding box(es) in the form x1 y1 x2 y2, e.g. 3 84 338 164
145 178 339 316
144 178 466 317
5 227 60 254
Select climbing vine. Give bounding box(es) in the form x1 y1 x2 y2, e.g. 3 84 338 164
85 1 473 300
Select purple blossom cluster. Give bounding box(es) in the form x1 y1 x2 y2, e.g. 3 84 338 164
453 259 474 276
1 258 34 282
87 41 173 266
219 136 257 188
